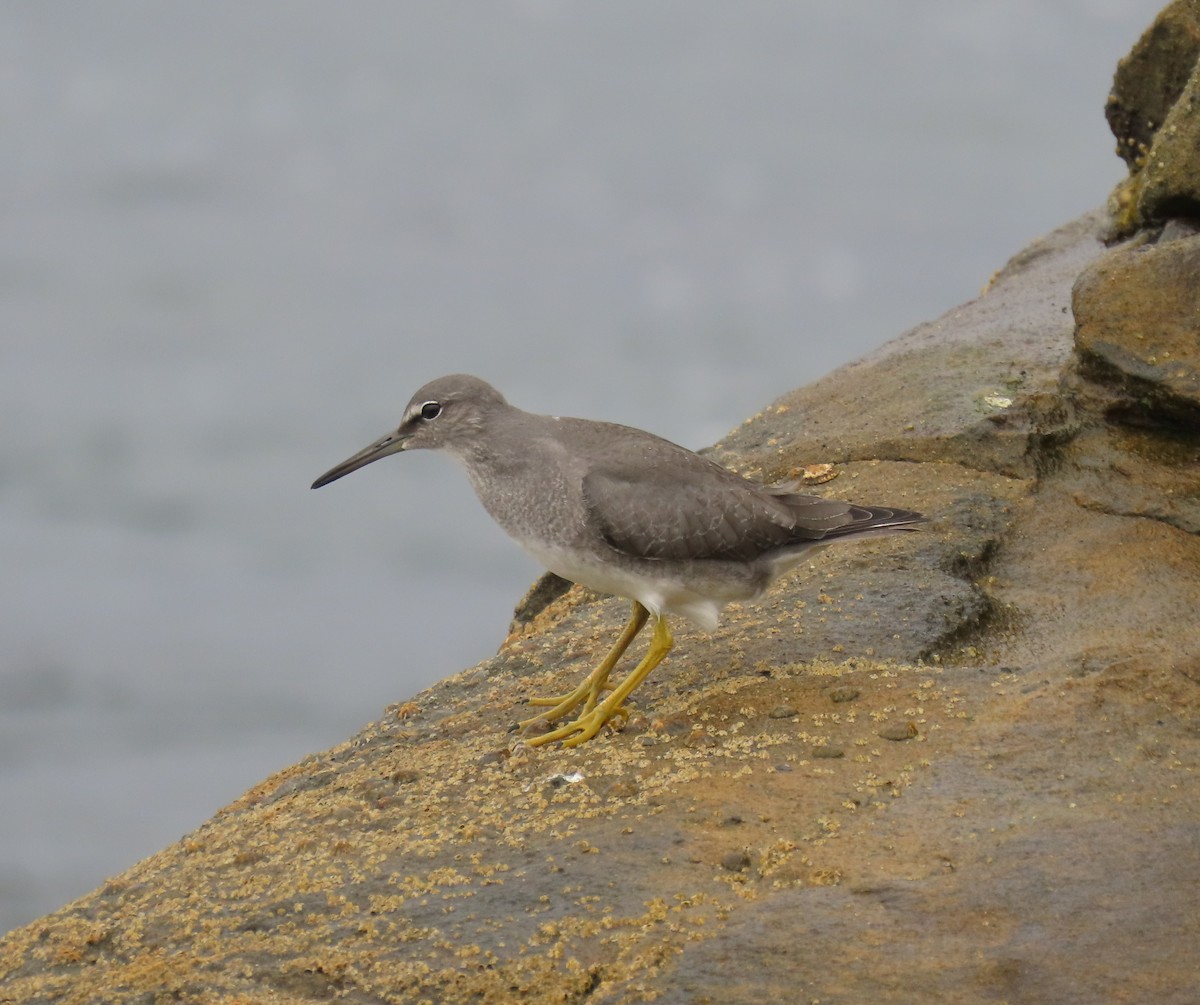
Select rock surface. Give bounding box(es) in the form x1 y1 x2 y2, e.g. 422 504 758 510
4 8 1200 1004
1106 0 1200 233
1073 223 1200 431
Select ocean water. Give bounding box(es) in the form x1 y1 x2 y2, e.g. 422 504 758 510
0 0 1155 933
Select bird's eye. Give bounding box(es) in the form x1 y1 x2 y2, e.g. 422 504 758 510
420 401 442 421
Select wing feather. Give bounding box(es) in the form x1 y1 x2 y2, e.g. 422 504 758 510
565 419 924 563
581 464 889 562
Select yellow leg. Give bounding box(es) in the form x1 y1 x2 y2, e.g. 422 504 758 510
526 614 674 748
518 602 648 732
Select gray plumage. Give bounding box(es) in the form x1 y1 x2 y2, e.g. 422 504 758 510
312 374 924 632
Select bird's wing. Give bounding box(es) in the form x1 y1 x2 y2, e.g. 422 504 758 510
581 463 856 562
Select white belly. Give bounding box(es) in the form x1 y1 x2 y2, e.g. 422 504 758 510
516 539 737 632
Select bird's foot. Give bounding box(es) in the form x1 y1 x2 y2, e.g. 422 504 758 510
523 701 631 748
519 613 673 749
523 680 614 709
516 675 614 732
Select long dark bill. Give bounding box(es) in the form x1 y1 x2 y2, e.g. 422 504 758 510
311 430 407 489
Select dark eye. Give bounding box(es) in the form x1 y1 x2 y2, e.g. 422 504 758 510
420 400 442 421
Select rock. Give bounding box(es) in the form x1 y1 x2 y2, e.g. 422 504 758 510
1106 0 1200 171
877 722 919 742
3 9 1200 1003
713 208 1106 486
6 205 1194 1005
720 850 753 873
1073 228 1200 425
1105 0 1200 233
509 571 574 628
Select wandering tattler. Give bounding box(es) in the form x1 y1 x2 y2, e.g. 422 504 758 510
312 374 925 748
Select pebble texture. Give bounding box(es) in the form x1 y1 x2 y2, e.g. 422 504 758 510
3 6 1199 1002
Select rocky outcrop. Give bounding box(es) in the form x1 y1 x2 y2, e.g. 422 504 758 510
1107 0 1200 233
3 6 1199 1003
1073 223 1200 435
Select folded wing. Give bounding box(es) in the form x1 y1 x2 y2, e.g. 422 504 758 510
583 462 921 563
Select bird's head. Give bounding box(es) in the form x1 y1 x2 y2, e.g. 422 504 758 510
311 374 507 489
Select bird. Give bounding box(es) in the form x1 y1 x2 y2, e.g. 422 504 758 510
312 374 925 748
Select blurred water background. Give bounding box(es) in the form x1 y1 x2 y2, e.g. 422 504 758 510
0 1 1155 933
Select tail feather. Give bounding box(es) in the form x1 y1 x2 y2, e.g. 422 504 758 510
763 502 926 580
830 505 927 540
771 491 927 543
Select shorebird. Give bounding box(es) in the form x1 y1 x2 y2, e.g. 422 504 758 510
313 375 925 747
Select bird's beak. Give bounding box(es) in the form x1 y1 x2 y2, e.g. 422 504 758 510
311 429 409 489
